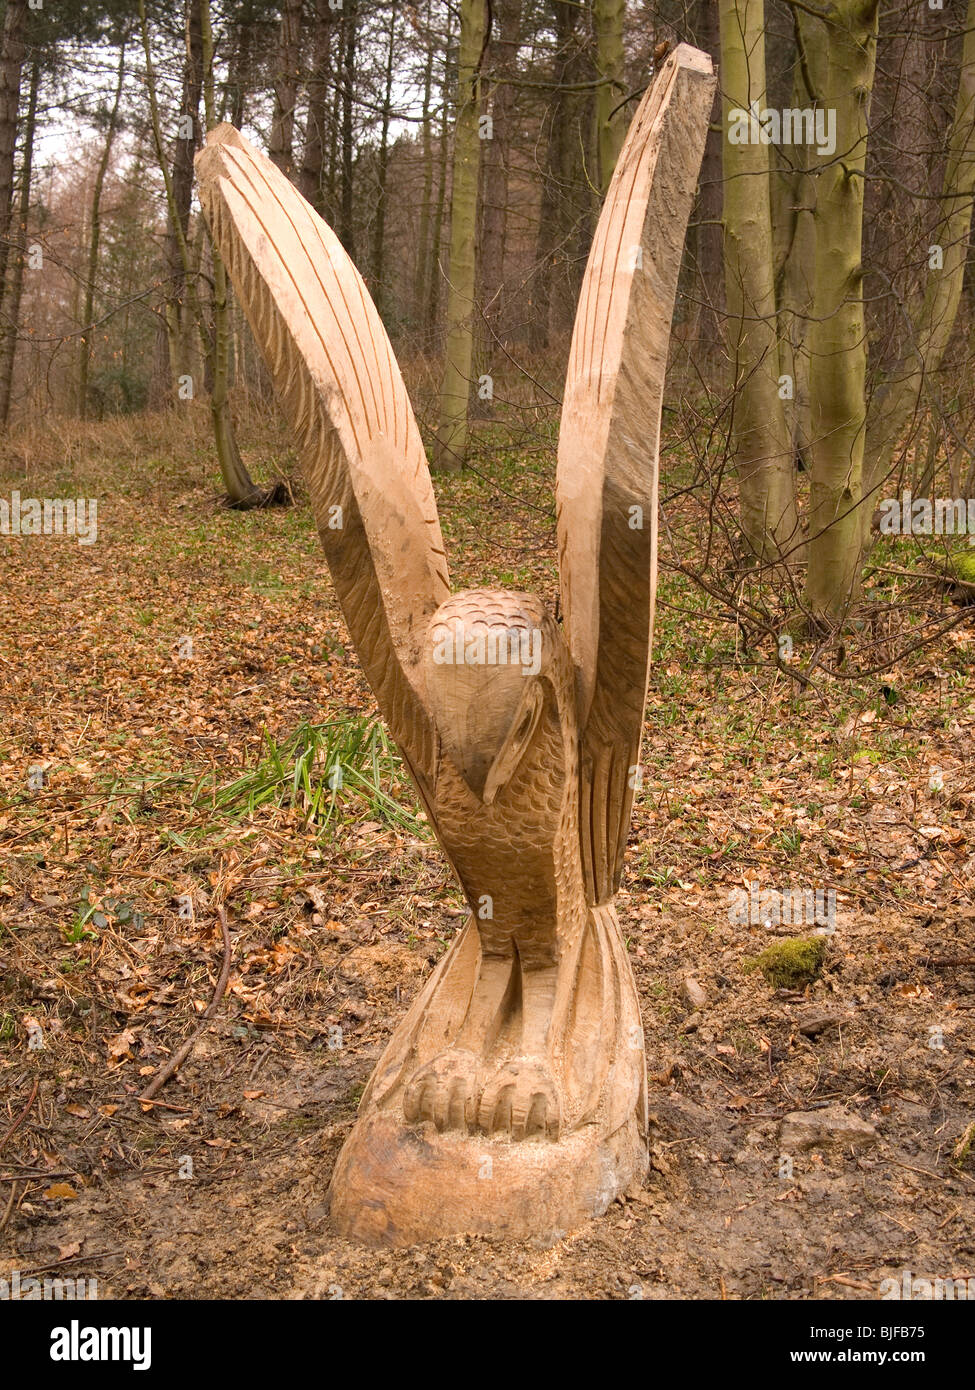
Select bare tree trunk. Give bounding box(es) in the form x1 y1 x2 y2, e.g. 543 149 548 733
299 0 334 216
867 2 938 374
529 105 560 353
861 0 975 547
687 0 725 366
774 10 815 473
592 0 625 193
200 0 264 506
477 0 520 346
0 0 27 301
555 4 596 337
327 48 343 214
426 11 454 344
163 0 204 388
411 2 433 325
78 42 126 419
434 0 487 470
414 0 435 328
269 0 301 182
803 0 878 620
718 0 798 561
529 0 589 350
371 0 397 312
0 51 36 426
339 0 358 257
230 0 256 130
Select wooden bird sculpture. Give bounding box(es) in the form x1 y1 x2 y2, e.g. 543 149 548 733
196 43 715 1245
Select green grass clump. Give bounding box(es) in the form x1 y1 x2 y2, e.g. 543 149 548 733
744 936 827 989
200 715 421 835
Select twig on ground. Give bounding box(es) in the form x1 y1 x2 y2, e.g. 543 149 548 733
0 1078 39 1157
0 1182 19 1234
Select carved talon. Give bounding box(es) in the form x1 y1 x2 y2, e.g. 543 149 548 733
403 1048 480 1132
477 1058 562 1140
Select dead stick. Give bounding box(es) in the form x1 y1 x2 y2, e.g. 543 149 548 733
14 1250 122 1276
817 1274 873 1291
0 1081 40 1233
0 1180 18 1235
0 1079 39 1157
922 957 975 969
0 1169 75 1181
128 1097 193 1113
890 1159 943 1181
140 910 232 1102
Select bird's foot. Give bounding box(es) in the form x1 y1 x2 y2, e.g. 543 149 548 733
403 1048 480 1132
477 1056 562 1140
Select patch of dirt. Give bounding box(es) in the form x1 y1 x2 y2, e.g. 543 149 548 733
2 900 972 1300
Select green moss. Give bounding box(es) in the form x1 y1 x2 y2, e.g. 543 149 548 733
744 936 827 989
949 550 975 584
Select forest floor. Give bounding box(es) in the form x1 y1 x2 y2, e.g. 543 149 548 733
1 407 973 1300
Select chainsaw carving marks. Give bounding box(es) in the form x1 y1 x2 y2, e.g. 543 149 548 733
195 43 716 1245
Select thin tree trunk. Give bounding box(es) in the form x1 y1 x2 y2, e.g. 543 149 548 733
867 3 936 374
686 0 725 367
269 0 301 182
0 0 27 300
371 0 397 311
719 0 798 561
299 0 334 215
0 51 36 426
775 10 815 473
164 0 204 386
592 0 625 194
861 0 975 547
230 0 256 129
326 49 343 214
200 0 263 506
190 214 210 392
529 103 560 353
803 0 878 620
477 0 519 346
556 3 596 336
529 0 589 350
433 0 487 471
426 11 454 344
414 0 435 327
339 0 357 257
78 41 126 419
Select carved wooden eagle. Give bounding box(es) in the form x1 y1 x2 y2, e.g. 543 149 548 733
196 45 714 1244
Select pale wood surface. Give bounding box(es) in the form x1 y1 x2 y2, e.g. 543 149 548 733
557 45 716 905
197 124 449 804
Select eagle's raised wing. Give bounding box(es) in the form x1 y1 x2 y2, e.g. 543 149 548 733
196 125 449 798
556 45 715 903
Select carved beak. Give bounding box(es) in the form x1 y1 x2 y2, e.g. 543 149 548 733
481 682 544 805
435 676 544 805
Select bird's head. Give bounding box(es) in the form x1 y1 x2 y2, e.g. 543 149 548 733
422 589 572 805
